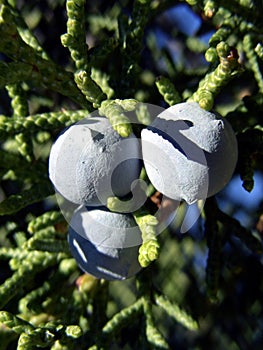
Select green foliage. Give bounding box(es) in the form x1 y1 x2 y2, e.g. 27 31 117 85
99 99 137 137
190 42 242 110
0 0 263 349
133 208 160 267
155 76 182 106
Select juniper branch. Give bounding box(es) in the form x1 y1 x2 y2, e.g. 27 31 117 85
155 294 199 331
6 83 35 162
243 34 263 93
255 42 263 60
5 1 49 60
143 298 170 349
237 127 263 191
27 238 70 253
0 181 54 216
119 0 152 95
19 259 77 315
191 42 242 110
61 0 107 107
17 329 55 350
28 211 65 234
61 0 89 71
0 61 35 87
102 297 143 335
74 70 106 108
0 150 46 181
99 99 137 137
0 110 88 139
0 311 35 334
0 251 66 308
155 76 181 106
24 226 69 253
0 247 22 260
0 3 89 108
91 68 115 99
6 83 28 118
133 207 160 268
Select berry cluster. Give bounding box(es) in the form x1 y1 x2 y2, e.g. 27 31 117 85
49 102 238 280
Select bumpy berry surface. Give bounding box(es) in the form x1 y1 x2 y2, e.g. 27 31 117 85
68 206 142 280
141 102 238 204
49 116 141 205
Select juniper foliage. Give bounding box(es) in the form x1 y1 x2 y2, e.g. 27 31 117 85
0 0 263 349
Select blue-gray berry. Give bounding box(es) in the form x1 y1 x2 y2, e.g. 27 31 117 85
49 116 142 206
68 206 142 280
141 102 238 204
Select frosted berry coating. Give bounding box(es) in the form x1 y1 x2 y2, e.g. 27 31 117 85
141 102 238 204
68 206 142 280
49 116 142 206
